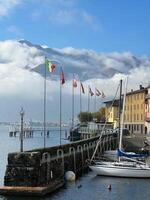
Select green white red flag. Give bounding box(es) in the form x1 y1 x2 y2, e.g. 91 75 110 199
45 59 55 73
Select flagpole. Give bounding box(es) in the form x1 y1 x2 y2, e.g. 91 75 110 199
88 86 90 119
72 74 74 128
60 67 62 145
80 81 82 114
43 57 46 148
95 88 96 112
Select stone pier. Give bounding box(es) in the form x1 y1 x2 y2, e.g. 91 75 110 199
0 134 117 196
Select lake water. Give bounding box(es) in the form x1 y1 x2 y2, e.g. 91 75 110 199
0 125 150 200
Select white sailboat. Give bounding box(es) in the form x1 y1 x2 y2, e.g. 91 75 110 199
89 79 150 178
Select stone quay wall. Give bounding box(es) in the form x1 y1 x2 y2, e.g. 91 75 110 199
4 134 117 187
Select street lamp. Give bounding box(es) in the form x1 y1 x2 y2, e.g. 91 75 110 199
20 107 25 152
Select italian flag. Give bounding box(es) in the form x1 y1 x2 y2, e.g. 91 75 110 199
45 59 55 73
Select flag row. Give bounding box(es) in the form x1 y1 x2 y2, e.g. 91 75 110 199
45 58 106 98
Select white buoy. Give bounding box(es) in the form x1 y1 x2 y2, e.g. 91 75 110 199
65 171 76 181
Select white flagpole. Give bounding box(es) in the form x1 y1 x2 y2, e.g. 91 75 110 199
88 86 90 113
43 57 47 148
72 74 74 128
80 82 82 114
60 67 62 145
95 88 96 112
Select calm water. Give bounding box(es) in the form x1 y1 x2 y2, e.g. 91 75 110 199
0 125 150 200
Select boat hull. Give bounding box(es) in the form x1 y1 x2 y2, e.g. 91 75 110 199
89 164 150 178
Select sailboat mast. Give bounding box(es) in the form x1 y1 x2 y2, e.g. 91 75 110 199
118 79 122 149
119 77 128 150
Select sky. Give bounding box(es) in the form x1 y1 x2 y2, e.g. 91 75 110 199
1 0 150 55
0 0 150 123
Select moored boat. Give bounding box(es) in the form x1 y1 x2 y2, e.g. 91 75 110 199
89 79 150 178
89 160 150 178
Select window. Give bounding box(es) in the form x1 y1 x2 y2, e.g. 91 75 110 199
134 114 136 121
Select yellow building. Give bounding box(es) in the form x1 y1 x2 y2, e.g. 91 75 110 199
104 85 150 134
104 99 119 129
124 85 146 134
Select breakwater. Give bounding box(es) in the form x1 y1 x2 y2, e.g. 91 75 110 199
1 133 117 196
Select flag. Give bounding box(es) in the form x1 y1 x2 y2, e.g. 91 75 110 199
89 86 94 96
80 83 85 94
60 68 65 85
95 88 101 96
73 79 77 87
45 59 55 73
101 91 105 98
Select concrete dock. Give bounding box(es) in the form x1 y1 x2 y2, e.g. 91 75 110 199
0 180 64 196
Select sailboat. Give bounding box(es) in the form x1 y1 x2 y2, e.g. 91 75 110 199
89 79 150 178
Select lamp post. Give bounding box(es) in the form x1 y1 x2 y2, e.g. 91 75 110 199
20 107 24 152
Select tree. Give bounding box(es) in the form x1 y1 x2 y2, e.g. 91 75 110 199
78 112 93 123
92 107 106 122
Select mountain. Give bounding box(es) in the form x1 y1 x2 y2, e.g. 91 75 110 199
18 39 148 81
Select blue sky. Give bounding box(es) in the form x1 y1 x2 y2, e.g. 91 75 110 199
1 0 150 56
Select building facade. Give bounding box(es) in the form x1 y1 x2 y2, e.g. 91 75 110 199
124 86 146 134
105 85 150 134
105 100 119 129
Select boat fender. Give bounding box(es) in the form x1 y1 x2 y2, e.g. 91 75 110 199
65 171 76 181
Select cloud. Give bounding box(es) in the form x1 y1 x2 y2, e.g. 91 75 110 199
0 0 21 17
0 39 149 121
7 25 22 37
49 10 77 25
31 0 100 31
0 40 43 69
0 39 149 98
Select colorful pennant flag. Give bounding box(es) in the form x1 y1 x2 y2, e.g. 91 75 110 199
101 91 105 98
95 88 101 96
89 86 94 96
45 59 55 73
60 68 65 85
80 83 85 94
73 79 77 87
